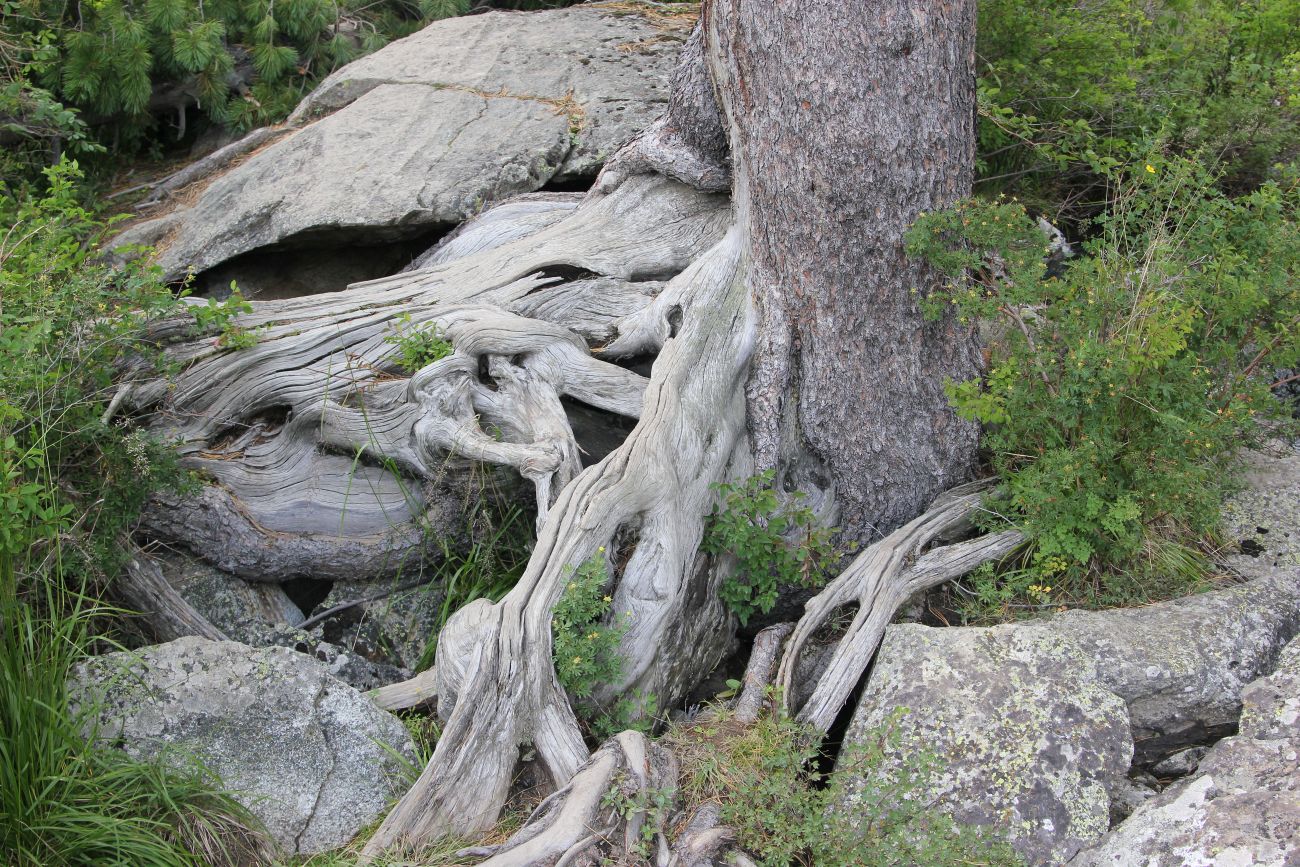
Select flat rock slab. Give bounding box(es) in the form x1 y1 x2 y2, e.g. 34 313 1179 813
112 7 683 283
1018 567 1300 764
835 624 1133 866
71 637 416 855
1072 636 1300 867
1222 444 1300 571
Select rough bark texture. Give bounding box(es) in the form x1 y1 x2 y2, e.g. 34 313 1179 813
706 0 981 542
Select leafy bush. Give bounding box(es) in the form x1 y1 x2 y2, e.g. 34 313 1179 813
976 0 1299 218
703 471 834 626
191 285 259 349
906 153 1299 613
0 159 186 584
0 161 269 864
664 705 1022 867
384 313 454 374
551 550 626 700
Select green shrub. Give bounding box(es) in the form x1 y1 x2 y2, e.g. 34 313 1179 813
703 471 834 626
0 561 269 865
2 0 471 173
551 550 626 700
384 313 454 374
191 285 259 349
976 0 1300 218
906 153 1299 614
0 161 268 863
664 706 1022 867
0 159 187 584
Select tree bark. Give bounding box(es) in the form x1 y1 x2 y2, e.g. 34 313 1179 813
707 0 981 543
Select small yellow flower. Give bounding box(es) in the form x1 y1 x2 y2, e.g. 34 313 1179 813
588 632 599 640
568 582 577 591
598 546 606 553
1145 164 1156 174
572 656 583 665
602 595 612 603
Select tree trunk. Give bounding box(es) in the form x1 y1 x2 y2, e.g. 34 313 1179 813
708 0 981 543
124 1 999 858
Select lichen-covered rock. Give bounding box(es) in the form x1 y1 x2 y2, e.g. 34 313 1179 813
1017 568 1300 764
1221 443 1300 571
314 576 444 672
1071 637 1300 867
252 622 411 692
834 624 1133 866
156 549 304 642
112 7 684 284
71 637 416 855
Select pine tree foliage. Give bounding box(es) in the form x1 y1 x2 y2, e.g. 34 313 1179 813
5 0 472 146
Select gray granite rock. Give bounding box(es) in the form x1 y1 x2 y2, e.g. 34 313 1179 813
155 549 304 643
71 637 416 855
835 624 1133 866
1072 637 1300 867
314 576 444 672
1018 568 1300 764
1151 745 1208 779
1221 443 1300 571
111 7 683 283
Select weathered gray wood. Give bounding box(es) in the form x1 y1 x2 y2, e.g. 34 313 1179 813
116 549 227 642
129 5 1002 857
362 227 752 853
135 175 729 579
733 622 792 725
368 667 439 712
777 488 1025 732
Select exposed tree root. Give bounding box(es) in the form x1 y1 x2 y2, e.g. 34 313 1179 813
777 483 1025 731
131 175 728 579
362 226 753 853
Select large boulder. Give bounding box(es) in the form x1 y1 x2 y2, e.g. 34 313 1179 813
1072 636 1300 866
1017 567 1300 764
71 637 416 855
112 6 686 287
835 624 1133 866
1221 445 1300 572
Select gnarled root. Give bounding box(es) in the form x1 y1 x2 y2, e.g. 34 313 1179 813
777 482 1025 731
361 226 752 854
131 174 728 579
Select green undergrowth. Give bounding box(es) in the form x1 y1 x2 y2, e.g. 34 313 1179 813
703 470 836 626
663 703 1023 867
413 502 534 672
975 0 1299 224
384 313 454 374
0 577 271 866
0 160 272 864
907 152 1299 619
550 550 659 740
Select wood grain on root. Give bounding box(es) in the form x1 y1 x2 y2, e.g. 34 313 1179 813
361 227 752 854
777 483 1025 732
369 666 438 711
134 176 728 578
